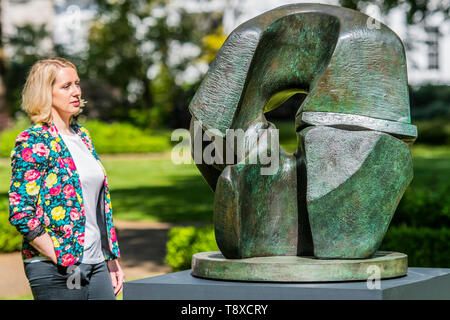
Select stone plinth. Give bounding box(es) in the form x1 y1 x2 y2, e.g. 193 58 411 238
191 251 407 282
124 267 450 300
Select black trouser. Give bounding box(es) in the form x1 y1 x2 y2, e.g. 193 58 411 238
24 260 116 300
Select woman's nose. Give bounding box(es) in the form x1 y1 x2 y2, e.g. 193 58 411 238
72 85 81 97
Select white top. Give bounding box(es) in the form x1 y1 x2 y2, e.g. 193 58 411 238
60 132 105 264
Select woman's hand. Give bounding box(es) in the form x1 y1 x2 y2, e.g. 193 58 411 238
107 259 125 296
30 233 58 264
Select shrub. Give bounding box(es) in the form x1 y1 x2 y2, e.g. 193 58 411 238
410 85 450 120
165 225 449 271
0 198 22 253
414 117 450 145
392 185 450 229
380 226 450 268
165 225 219 271
0 119 173 157
83 120 172 154
0 116 29 158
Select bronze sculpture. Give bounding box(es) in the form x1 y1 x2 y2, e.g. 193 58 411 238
188 3 417 281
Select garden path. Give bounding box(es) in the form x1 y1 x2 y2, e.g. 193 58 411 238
0 220 197 299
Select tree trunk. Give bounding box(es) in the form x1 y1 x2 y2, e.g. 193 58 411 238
0 1 11 130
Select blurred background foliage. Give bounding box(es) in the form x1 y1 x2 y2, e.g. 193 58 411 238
0 0 448 270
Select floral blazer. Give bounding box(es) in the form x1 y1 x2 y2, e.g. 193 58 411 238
8 122 120 266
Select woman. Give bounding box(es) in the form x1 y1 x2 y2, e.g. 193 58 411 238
8 58 124 300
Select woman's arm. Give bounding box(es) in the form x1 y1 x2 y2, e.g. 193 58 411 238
9 129 50 244
106 259 125 296
30 233 57 264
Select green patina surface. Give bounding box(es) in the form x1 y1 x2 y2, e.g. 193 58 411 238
301 127 413 259
214 148 298 258
192 251 408 282
188 4 416 281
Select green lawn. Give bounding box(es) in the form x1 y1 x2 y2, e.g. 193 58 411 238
100 153 214 223
0 141 449 224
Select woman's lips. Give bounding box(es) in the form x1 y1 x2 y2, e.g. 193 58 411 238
71 101 80 106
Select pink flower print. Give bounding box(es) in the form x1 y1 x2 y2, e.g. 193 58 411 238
63 157 76 171
21 148 35 163
9 192 21 206
32 143 49 158
69 208 80 221
63 225 72 238
110 227 117 242
44 215 50 226
45 194 51 200
62 175 69 182
63 185 76 199
24 170 41 181
12 212 26 220
67 200 72 206
58 158 65 169
36 205 43 218
61 253 76 266
17 131 30 142
77 233 85 246
49 185 61 196
48 126 58 137
27 218 40 230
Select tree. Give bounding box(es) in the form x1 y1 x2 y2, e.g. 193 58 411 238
2 24 53 118
83 0 220 128
339 0 449 24
0 1 9 130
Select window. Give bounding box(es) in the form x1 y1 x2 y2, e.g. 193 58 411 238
425 26 439 70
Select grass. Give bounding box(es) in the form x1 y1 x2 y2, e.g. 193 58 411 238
1 142 449 224
0 119 448 224
410 144 450 190
0 124 448 300
101 153 214 223
0 152 214 223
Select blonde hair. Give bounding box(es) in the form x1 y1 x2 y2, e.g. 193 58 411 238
21 57 85 124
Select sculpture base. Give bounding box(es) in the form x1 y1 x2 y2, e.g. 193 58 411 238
191 251 407 282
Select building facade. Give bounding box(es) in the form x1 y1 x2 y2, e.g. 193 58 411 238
1 0 449 85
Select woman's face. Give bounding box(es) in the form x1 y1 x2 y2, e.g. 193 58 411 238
51 67 81 118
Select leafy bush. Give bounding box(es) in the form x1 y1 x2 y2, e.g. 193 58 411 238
165 225 449 271
392 185 450 229
165 225 219 271
414 117 450 145
380 226 450 268
84 120 172 154
410 85 450 120
0 198 22 253
0 119 173 157
0 116 29 158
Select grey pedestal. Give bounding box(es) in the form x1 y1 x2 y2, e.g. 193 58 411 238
124 267 450 300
